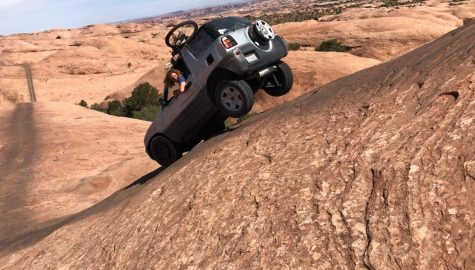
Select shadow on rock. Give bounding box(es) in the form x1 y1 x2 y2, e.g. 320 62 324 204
0 166 165 256
124 167 164 189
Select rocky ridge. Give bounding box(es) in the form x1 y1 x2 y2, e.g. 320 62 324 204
1 18 474 270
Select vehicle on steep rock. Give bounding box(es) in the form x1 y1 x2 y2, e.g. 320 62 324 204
145 16 293 166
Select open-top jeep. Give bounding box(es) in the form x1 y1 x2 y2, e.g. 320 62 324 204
145 16 293 166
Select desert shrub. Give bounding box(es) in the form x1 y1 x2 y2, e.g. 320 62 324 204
79 99 87 108
288 42 301 51
90 103 105 112
315 39 351 52
333 7 343 14
238 112 258 123
70 41 82 47
107 100 126 116
243 6 350 26
89 82 162 121
244 11 320 25
382 0 400 7
124 82 161 115
79 100 88 107
132 104 162 121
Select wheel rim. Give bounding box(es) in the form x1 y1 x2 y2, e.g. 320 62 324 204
255 20 275 40
220 86 243 113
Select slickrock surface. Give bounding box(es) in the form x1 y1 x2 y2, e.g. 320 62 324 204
0 102 156 253
1 19 473 270
275 1 475 61
0 23 171 106
254 51 381 112
3 1 472 113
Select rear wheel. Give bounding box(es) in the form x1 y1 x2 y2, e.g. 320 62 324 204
263 61 293 97
214 80 254 118
149 135 182 167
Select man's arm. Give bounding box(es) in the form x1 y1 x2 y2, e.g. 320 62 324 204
179 82 186 92
179 76 186 92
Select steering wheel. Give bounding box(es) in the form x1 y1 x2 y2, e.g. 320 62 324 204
165 20 199 50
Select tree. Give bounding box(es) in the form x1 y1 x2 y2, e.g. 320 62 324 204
124 82 161 116
87 82 162 121
132 104 162 121
107 100 125 116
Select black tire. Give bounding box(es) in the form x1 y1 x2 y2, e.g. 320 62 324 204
214 80 254 118
165 21 198 50
149 135 182 167
201 119 226 140
264 61 293 97
248 77 265 93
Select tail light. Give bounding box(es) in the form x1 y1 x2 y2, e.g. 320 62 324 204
221 35 237 49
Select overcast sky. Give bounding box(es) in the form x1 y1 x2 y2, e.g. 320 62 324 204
0 0 243 35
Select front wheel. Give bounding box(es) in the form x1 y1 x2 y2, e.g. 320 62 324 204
214 80 254 118
149 135 182 167
263 61 293 97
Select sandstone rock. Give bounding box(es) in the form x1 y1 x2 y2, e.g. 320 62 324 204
0 102 157 252
1 17 474 270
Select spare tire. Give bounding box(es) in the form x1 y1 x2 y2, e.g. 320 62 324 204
251 20 275 43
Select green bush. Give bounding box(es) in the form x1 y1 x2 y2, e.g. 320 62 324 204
239 112 257 123
88 82 163 121
107 100 125 116
315 39 351 52
90 103 105 112
244 10 323 25
78 99 88 107
288 42 301 51
124 82 161 115
132 104 162 121
382 0 400 6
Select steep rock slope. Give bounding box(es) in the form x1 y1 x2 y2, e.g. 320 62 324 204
1 21 474 269
0 102 156 253
254 51 381 112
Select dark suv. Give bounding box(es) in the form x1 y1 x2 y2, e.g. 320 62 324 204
145 16 293 166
